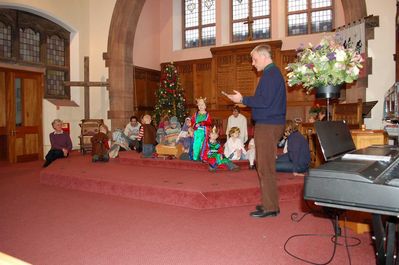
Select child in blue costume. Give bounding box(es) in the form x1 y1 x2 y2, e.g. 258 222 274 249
191 97 212 161
203 126 240 172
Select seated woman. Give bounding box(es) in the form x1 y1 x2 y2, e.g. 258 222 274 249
224 127 246 160
276 120 310 176
43 119 73 167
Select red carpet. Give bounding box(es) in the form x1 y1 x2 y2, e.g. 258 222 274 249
40 152 304 209
0 159 376 265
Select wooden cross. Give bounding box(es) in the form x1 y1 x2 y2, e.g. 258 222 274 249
243 16 254 41
64 56 109 119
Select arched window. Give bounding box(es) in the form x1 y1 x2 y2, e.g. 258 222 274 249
0 9 70 99
183 0 216 48
0 21 12 58
231 0 271 42
19 28 40 63
287 0 334 36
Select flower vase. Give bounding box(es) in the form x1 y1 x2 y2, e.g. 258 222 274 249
315 84 342 99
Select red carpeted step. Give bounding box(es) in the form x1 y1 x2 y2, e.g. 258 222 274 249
40 152 304 209
117 151 250 171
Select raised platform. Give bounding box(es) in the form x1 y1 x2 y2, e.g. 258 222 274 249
40 152 304 209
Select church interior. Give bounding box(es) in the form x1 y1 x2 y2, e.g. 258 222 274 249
0 0 398 264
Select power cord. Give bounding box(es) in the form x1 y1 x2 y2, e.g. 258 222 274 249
283 207 362 265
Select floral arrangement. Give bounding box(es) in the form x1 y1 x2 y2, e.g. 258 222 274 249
286 35 364 93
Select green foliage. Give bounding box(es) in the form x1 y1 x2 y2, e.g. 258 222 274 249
153 63 187 125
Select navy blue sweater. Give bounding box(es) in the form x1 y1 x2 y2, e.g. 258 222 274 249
242 63 286 124
287 131 311 173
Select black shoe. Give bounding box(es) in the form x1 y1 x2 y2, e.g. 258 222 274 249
42 160 51 168
249 165 256 170
250 209 280 218
255 205 263 211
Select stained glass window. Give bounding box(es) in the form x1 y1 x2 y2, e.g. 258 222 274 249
287 0 333 36
2 9 70 99
47 35 65 66
46 70 67 97
19 28 40 63
232 0 271 42
183 0 216 48
0 21 12 58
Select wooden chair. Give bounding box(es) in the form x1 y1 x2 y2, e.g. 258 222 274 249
79 119 104 154
332 99 363 129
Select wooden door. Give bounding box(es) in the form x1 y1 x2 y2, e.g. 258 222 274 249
0 68 43 163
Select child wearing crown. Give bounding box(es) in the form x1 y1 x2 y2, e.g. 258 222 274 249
191 97 212 161
203 126 240 172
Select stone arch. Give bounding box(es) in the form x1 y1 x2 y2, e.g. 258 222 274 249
106 0 367 129
105 0 145 130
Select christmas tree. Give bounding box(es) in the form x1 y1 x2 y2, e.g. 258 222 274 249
153 63 187 125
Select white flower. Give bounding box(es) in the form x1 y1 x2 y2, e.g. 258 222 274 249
348 66 360 76
299 65 308 74
335 50 347 62
334 62 345 70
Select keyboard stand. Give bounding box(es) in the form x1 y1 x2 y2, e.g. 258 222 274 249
371 214 398 265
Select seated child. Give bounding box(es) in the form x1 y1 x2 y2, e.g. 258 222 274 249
43 119 73 168
109 128 131 158
91 124 110 162
179 127 194 160
247 138 256 170
224 127 247 160
136 114 157 158
176 117 191 144
276 120 310 176
162 116 181 146
156 115 170 144
202 126 240 172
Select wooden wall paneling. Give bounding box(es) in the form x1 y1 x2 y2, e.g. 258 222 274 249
214 54 235 107
280 49 314 102
134 67 147 108
176 63 194 106
280 49 315 121
147 70 160 107
0 71 5 127
211 41 283 111
134 66 160 116
0 71 6 160
194 60 212 109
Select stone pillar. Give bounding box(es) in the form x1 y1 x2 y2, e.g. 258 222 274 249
105 0 145 130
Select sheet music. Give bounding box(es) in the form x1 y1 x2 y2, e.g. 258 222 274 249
342 153 391 162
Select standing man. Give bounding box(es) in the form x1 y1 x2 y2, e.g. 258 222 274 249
225 44 286 218
226 105 248 144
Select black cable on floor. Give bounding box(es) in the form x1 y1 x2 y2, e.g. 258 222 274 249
283 208 362 265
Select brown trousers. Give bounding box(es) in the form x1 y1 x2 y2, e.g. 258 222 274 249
254 123 285 212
